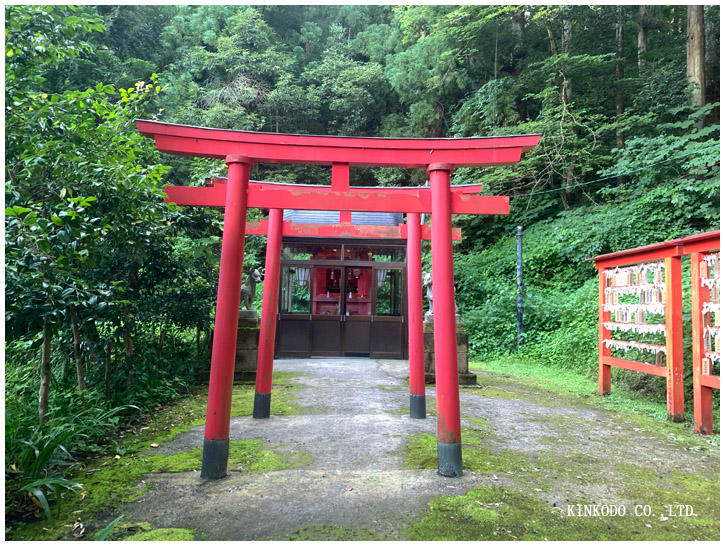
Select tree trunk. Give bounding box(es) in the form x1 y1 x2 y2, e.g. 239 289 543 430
39 318 52 425
207 327 213 360
85 317 100 356
558 190 570 211
195 326 201 358
511 9 528 120
545 13 576 208
123 323 133 357
69 306 86 391
637 6 648 70
158 325 167 356
511 9 525 64
703 6 719 112
544 17 559 57
687 5 706 128
105 342 112 398
615 6 625 185
561 17 573 106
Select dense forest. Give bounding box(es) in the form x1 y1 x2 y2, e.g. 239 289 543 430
5 5 720 523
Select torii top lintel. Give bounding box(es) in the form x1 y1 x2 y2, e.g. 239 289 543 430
135 120 540 168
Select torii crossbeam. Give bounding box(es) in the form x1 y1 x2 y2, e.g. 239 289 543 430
136 120 540 480
166 178 470 240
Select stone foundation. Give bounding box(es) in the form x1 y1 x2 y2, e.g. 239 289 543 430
423 319 476 385
234 310 260 381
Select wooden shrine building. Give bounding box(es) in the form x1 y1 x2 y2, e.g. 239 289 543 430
276 211 408 359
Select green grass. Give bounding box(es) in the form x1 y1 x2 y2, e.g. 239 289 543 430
6 371 303 541
470 356 720 441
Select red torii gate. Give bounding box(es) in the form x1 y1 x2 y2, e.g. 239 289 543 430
166 177 468 423
136 120 540 479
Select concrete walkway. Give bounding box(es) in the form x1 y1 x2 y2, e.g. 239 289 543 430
124 358 489 540
120 358 720 540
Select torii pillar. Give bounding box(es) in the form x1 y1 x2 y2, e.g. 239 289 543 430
202 155 251 479
252 208 283 419
429 164 462 475
407 212 426 419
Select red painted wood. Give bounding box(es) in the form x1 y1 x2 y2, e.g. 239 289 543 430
332 163 352 224
152 134 527 167
204 156 251 442
700 375 720 389
598 270 612 395
664 256 685 422
691 252 708 432
429 165 461 445
690 251 719 433
243 187 508 214
407 213 425 398
244 219 461 241
588 230 720 267
255 209 283 397
601 356 668 377
214 178 485 194
136 120 540 167
164 183 510 215
592 231 721 431
593 248 684 269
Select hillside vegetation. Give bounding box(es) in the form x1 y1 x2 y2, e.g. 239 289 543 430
4 5 719 525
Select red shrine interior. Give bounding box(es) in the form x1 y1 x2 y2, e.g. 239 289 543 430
277 238 406 358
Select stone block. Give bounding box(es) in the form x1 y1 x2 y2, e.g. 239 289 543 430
422 319 474 385
235 311 260 379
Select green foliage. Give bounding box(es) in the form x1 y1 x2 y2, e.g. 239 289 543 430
4 5 216 522
4 1 720 530
95 515 125 541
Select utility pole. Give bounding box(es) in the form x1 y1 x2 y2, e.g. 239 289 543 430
516 226 524 349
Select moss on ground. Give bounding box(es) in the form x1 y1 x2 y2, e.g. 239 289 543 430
614 464 720 530
6 371 303 541
408 484 718 541
404 430 531 475
91 520 195 541
150 439 312 473
122 527 195 540
406 439 720 541
405 370 719 541
414 444 719 540
472 370 595 411
476 385 525 400
8 438 303 540
100 371 302 455
273 524 387 541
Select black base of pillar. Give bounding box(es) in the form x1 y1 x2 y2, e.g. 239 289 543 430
409 394 426 419
437 442 463 477
201 438 229 480
253 391 271 419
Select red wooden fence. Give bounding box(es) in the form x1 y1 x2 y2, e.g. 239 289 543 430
589 231 720 432
690 242 721 434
